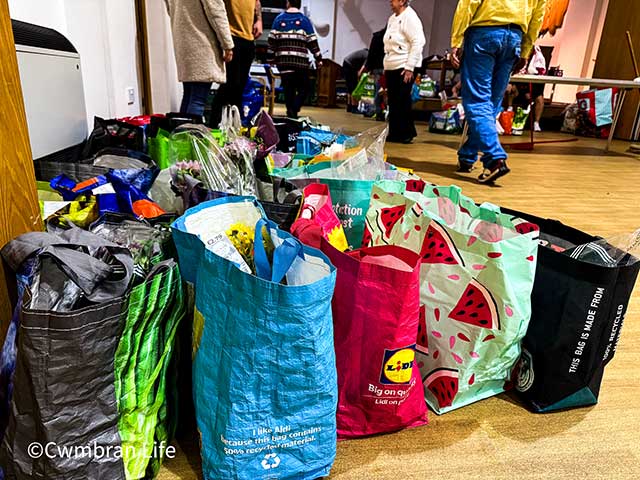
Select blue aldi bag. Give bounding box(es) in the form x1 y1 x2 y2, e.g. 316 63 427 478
172 197 338 480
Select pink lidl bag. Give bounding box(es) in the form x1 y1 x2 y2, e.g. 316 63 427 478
321 239 428 438
292 183 349 251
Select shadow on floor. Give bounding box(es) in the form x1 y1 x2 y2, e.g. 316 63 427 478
421 137 639 159
331 413 480 477
488 391 593 442
387 156 503 189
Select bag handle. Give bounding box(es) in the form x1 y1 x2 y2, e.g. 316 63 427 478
253 218 303 283
272 177 302 205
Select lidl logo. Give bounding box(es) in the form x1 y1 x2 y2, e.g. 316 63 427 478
379 346 415 385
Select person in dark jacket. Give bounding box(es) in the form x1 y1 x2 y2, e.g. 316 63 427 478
361 27 387 120
364 28 387 74
268 0 322 119
343 49 369 113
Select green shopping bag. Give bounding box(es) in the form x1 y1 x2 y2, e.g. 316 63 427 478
351 73 370 101
114 260 186 479
273 162 404 248
148 129 171 169
365 183 539 414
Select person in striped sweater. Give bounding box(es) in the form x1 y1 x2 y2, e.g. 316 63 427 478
268 0 322 119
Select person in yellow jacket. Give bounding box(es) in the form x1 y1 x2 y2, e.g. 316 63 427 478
450 0 547 184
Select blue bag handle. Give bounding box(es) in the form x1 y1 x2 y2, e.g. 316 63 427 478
253 219 304 283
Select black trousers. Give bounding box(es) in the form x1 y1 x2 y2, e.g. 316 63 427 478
280 69 310 119
209 36 255 127
385 69 417 141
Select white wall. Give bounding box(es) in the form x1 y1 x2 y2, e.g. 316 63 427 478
535 0 609 103
315 0 456 65
146 0 181 114
429 0 458 57
304 0 336 59
8 0 67 33
104 0 143 118
8 0 142 128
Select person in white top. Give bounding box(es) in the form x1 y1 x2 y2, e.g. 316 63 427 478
383 0 426 143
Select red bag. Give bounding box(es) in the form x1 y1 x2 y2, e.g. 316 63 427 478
499 111 515 135
321 240 428 438
576 88 619 127
291 183 349 251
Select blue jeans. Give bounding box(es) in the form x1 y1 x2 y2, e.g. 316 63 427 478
458 26 522 167
180 82 212 117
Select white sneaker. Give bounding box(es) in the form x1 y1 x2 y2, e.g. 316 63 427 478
534 121 542 132
496 118 505 135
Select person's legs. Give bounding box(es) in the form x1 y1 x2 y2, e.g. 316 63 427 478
459 28 500 168
401 75 417 140
180 82 212 117
386 69 416 142
385 69 401 139
505 84 518 110
280 72 297 118
293 69 310 117
475 27 521 182
180 82 192 114
374 71 385 120
209 36 255 127
534 94 544 130
343 63 357 111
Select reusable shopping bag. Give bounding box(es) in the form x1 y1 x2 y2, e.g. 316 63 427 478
115 260 186 479
272 172 404 248
499 111 515 135
502 209 640 412
576 88 619 127
171 197 338 480
291 183 349 251
240 79 265 126
358 75 377 116
366 184 539 414
83 116 147 157
272 116 310 153
429 108 462 134
34 147 157 183
321 240 427 438
512 106 530 136
351 72 371 100
0 229 134 480
0 259 35 447
419 76 436 98
176 173 303 232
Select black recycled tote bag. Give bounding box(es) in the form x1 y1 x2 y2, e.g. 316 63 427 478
0 230 133 480
502 209 640 412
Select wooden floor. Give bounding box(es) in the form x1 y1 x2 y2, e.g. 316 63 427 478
159 107 640 479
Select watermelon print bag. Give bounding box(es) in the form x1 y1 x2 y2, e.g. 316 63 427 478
365 184 539 414
320 240 428 438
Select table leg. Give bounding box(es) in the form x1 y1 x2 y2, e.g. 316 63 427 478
606 89 627 152
529 82 534 148
459 121 469 150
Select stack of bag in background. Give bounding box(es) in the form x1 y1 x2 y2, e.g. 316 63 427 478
0 100 639 480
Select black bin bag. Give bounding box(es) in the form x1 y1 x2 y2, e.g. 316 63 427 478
503 209 640 412
0 229 133 479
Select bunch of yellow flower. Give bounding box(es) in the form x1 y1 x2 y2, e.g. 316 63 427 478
226 223 255 271
226 222 275 275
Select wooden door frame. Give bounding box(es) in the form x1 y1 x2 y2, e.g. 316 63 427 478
135 0 153 114
0 0 41 337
